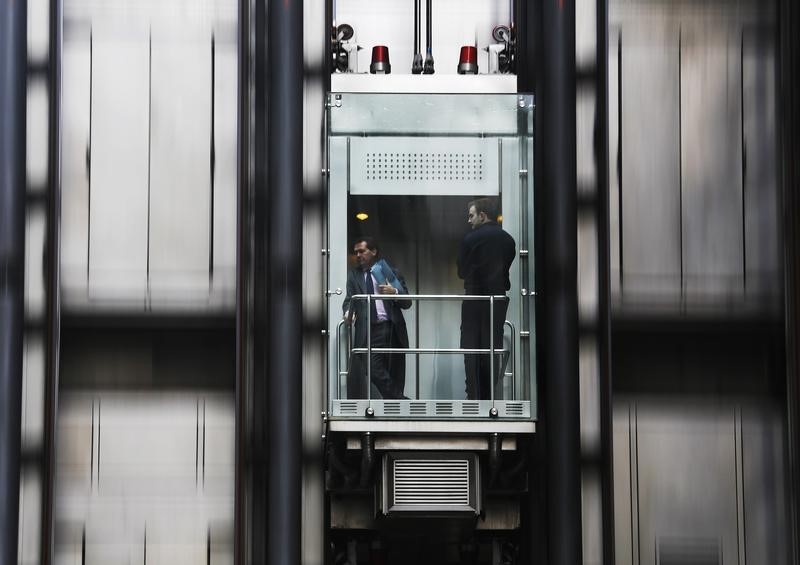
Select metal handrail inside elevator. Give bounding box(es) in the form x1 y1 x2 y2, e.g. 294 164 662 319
337 294 518 404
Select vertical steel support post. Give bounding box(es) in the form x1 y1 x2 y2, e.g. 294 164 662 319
235 0 252 561
42 0 63 562
540 0 582 564
0 1 27 563
596 0 616 563
266 0 303 563
781 0 800 561
250 0 270 561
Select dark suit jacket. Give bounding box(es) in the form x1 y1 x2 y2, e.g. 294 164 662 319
342 262 411 349
342 261 411 398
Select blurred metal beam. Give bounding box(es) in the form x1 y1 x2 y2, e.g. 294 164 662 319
596 0 616 563
234 0 251 561
266 1 303 565
42 0 62 562
539 1 582 565
781 0 800 561
0 0 27 563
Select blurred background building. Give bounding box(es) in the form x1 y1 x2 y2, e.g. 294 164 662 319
0 0 798 564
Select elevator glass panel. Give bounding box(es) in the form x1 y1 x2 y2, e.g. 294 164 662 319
326 93 535 420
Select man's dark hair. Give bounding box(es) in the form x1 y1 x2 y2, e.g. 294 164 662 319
353 236 379 255
469 197 499 221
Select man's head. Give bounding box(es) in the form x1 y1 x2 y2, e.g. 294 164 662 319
353 237 379 270
467 197 499 230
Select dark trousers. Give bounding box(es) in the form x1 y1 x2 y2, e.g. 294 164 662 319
461 298 508 400
347 321 405 399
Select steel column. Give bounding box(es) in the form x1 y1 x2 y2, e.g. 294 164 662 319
781 0 800 561
0 1 27 563
266 1 303 565
249 0 270 562
42 0 63 562
596 0 616 563
540 1 582 564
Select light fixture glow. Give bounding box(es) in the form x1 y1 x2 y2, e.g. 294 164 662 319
497 215 503 223
356 212 369 221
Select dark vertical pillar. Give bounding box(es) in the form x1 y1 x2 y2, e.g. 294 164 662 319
42 0 62 562
596 0 615 564
249 0 269 562
540 1 582 565
266 1 303 565
518 1 547 564
234 0 252 562
0 1 27 564
781 0 800 561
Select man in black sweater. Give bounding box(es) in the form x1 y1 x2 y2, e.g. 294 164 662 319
457 198 516 400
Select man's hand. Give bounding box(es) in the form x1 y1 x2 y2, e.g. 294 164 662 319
378 284 398 295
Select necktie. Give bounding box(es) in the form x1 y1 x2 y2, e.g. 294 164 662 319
365 271 378 323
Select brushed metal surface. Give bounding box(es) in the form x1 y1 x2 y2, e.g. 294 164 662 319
621 22 682 302
681 26 744 299
88 29 150 301
61 35 92 300
148 35 211 304
742 30 780 303
635 402 739 565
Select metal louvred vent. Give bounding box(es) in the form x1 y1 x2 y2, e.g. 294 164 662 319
381 454 480 515
393 460 470 506
461 402 480 415
505 402 524 416
339 401 358 415
383 401 401 415
434 402 453 416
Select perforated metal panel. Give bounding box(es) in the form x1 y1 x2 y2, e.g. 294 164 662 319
349 137 500 195
364 151 485 182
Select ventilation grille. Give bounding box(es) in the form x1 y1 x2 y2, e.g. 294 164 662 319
383 401 401 416
435 402 453 416
393 459 470 506
365 152 484 182
331 399 531 418
338 401 358 416
461 402 480 416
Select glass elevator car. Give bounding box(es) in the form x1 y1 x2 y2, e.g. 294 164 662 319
323 92 536 558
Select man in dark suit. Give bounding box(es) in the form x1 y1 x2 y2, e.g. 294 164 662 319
458 198 516 400
343 237 411 399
